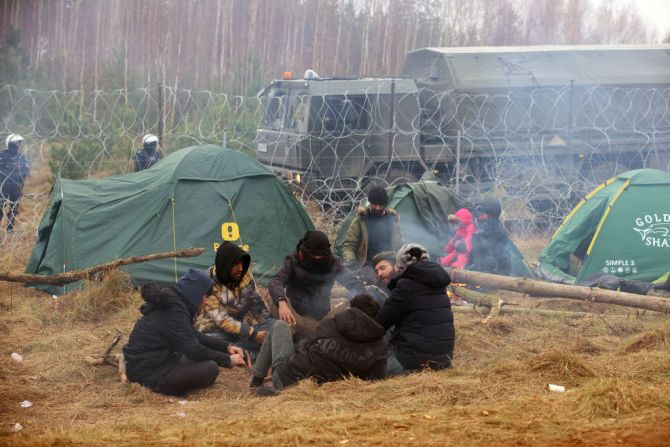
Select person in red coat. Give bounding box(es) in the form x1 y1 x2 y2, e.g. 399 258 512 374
440 208 476 270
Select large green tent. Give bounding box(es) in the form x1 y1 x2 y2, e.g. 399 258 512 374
335 175 531 276
25 145 313 294
537 169 670 284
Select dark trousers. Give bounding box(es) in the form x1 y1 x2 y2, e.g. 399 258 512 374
0 190 21 232
155 359 219 396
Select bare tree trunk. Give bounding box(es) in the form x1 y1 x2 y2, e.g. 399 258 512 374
447 268 670 314
0 248 205 286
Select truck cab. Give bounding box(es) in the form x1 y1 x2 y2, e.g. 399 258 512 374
255 76 422 192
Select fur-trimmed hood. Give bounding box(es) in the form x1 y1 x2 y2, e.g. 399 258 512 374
357 206 399 222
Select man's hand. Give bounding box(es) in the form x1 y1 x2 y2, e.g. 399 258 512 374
229 353 246 367
277 300 297 326
228 345 244 356
254 330 268 344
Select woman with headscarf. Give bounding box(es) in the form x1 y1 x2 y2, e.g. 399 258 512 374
375 244 455 375
268 230 363 338
440 208 476 270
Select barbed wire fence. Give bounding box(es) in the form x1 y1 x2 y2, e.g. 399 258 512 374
1 83 669 258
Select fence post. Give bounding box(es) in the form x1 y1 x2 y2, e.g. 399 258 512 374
455 130 461 195
157 81 164 146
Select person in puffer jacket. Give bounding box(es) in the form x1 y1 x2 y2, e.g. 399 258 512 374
249 294 388 395
440 208 476 270
377 244 455 375
123 269 246 396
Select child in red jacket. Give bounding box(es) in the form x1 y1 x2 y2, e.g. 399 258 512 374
440 208 476 270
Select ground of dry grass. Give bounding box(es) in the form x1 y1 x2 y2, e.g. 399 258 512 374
1 268 669 446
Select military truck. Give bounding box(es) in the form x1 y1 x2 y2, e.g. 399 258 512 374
255 45 670 206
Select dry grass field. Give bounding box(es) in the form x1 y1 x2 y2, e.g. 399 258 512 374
1 185 669 445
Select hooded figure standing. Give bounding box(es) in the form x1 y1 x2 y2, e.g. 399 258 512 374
376 244 455 375
0 134 30 233
194 241 272 352
440 208 476 270
468 198 512 276
269 230 363 338
123 269 246 396
134 134 163 171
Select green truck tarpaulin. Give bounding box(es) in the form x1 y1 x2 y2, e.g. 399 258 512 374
537 169 670 284
25 145 314 294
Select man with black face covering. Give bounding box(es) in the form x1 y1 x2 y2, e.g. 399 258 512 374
0 134 30 233
134 134 163 171
269 230 363 337
342 186 403 271
194 241 272 352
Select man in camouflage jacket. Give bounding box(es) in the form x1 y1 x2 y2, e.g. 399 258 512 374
194 241 273 352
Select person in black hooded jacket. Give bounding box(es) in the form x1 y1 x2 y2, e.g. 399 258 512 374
123 269 246 396
375 244 455 375
467 198 512 276
249 294 388 395
269 230 363 337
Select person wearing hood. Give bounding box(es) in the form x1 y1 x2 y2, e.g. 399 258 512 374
194 241 272 352
134 134 163 171
440 208 476 270
269 230 363 337
376 244 455 375
123 269 246 396
342 185 403 270
468 198 512 276
249 294 388 395
0 134 30 233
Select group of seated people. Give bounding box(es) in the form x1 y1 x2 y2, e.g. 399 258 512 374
123 185 477 396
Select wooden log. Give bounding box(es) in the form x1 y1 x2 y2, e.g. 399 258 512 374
0 247 205 285
447 268 670 314
452 305 598 318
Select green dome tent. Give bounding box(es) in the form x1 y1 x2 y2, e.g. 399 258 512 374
25 145 313 294
537 169 670 284
335 175 531 277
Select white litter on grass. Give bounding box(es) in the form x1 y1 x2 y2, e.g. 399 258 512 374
178 400 188 405
175 411 186 417
52 295 58 300
12 423 23 432
10 353 23 362
20 400 32 408
546 384 566 393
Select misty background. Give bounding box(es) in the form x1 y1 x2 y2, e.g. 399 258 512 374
1 0 667 95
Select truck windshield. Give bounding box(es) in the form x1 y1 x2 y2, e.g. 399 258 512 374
261 87 287 130
310 95 369 133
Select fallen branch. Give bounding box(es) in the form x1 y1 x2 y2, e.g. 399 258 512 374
0 247 205 285
85 330 127 383
447 268 670 314
452 305 602 318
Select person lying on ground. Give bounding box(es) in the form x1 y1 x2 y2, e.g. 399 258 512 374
194 241 273 352
269 230 364 338
123 269 246 396
440 208 476 270
249 294 388 396
376 244 455 376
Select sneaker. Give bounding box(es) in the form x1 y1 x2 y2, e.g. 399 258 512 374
252 385 280 397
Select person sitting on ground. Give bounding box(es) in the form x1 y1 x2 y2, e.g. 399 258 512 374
123 269 246 396
376 244 455 376
194 241 272 352
269 230 363 338
366 250 398 307
249 294 388 395
467 198 512 276
134 134 164 171
440 208 476 270
342 185 403 273
0 134 30 233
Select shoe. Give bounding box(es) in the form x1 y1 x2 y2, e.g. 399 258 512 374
249 376 264 388
252 385 280 397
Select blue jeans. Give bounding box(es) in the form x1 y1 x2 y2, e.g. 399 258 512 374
386 349 409 377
